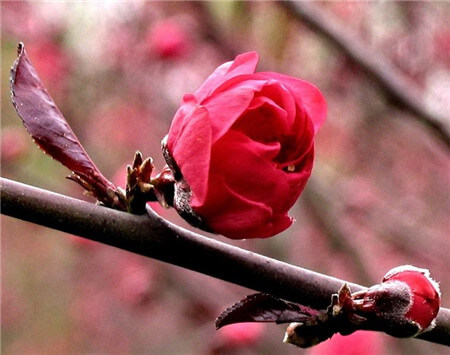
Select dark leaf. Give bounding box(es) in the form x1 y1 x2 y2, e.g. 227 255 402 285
215 293 317 329
10 42 125 209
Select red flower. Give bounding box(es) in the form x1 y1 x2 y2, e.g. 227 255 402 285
164 52 326 239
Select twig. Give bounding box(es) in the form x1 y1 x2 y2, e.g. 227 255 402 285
1 177 449 346
280 1 450 148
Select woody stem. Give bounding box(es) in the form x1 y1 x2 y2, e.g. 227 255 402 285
1 177 449 346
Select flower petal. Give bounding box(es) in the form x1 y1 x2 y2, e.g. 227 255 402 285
258 72 327 133
209 130 291 213
233 95 288 143
203 79 267 143
166 94 198 144
195 52 259 103
208 204 293 239
195 174 293 239
168 105 212 206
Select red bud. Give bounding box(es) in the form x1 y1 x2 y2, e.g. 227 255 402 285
382 265 441 333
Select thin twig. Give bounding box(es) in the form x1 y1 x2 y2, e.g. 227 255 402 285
1 177 449 346
280 1 450 148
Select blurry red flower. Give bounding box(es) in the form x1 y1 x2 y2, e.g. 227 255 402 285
164 52 326 239
147 19 190 59
433 30 450 67
27 40 71 94
115 254 156 305
1 126 29 162
308 331 384 355
218 322 265 346
86 103 152 159
68 235 100 249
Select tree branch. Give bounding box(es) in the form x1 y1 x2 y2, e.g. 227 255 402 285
280 1 450 149
1 177 449 345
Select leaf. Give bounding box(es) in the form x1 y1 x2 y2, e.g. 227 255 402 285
215 293 316 329
10 42 125 209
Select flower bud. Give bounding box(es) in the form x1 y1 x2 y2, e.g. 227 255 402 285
381 265 441 334
352 265 441 337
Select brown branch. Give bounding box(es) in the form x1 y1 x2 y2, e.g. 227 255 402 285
1 177 449 346
0 177 362 307
280 1 450 148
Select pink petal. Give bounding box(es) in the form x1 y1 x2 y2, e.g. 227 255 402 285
250 79 297 127
195 173 293 239
203 79 268 143
275 108 315 171
258 72 327 133
168 105 212 206
233 95 289 143
209 130 291 213
167 94 198 144
208 205 293 239
195 52 259 102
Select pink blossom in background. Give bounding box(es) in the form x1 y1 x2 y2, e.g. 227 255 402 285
146 18 191 59
0 126 29 162
68 235 101 249
113 253 157 305
308 331 384 355
26 40 71 95
217 322 265 346
87 104 151 149
433 30 450 68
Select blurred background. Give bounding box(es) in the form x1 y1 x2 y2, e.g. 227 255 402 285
1 1 449 354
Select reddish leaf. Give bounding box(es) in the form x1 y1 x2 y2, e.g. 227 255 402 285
10 42 125 209
215 293 316 329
